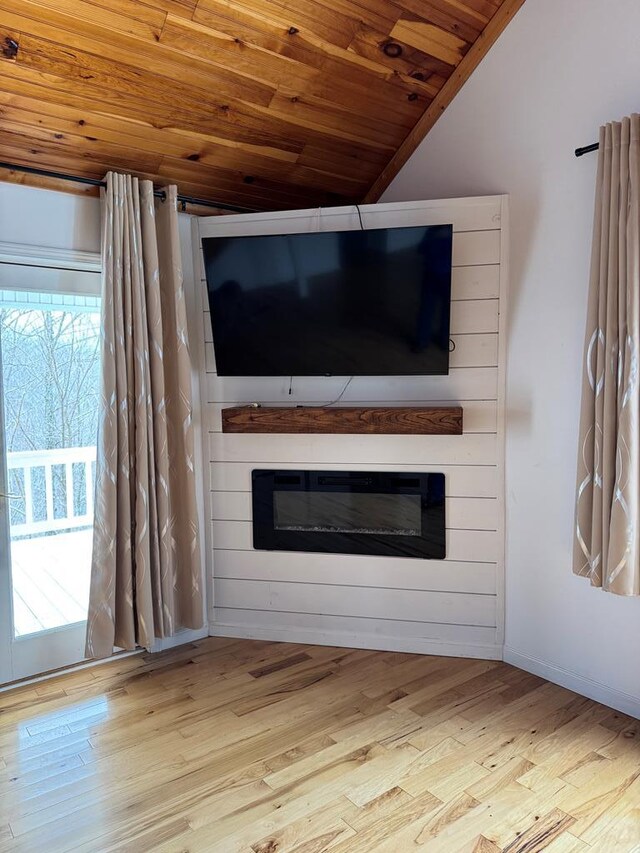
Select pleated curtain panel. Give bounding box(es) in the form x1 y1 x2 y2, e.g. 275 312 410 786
86 172 204 659
574 115 640 596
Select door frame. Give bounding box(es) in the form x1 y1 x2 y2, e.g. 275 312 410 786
0 337 14 684
0 243 101 685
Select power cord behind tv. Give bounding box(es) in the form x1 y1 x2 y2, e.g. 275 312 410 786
323 376 354 407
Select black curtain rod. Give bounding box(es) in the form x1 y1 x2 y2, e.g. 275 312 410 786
575 143 600 157
0 161 252 214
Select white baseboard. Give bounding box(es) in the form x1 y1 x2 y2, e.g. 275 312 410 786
503 646 640 720
209 621 502 661
0 626 211 693
151 625 210 653
208 625 640 718
0 649 141 694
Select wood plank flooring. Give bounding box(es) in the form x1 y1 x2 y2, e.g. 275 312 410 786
0 637 638 851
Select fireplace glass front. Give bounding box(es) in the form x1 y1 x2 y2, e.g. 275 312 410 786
252 470 445 559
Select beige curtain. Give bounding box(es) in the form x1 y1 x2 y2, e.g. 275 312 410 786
574 115 640 596
86 172 204 658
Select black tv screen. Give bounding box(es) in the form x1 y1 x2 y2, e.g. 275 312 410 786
203 223 453 377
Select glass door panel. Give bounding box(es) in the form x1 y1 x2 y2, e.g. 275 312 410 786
9 448 96 636
0 287 101 684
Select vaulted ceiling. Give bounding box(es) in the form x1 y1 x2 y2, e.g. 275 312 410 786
0 0 524 212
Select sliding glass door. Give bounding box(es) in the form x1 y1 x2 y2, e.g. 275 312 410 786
0 260 101 684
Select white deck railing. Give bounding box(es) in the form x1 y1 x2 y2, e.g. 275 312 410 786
7 446 96 538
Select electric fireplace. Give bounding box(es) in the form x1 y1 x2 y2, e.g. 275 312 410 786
252 470 445 559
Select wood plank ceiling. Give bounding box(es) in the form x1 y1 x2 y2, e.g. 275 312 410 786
0 0 524 212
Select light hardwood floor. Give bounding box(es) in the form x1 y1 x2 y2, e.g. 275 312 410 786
0 638 639 852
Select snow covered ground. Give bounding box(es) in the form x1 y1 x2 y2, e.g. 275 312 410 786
11 528 92 636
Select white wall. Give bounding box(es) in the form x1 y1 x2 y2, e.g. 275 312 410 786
0 182 101 252
382 0 640 716
196 196 508 659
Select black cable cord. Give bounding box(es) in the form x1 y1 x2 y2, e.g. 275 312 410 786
355 204 365 231
323 376 354 407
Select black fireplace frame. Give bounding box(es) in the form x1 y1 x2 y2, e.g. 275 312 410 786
251 469 445 559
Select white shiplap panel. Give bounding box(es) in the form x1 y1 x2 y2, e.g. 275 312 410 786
207 367 498 405
449 332 499 368
198 196 502 240
212 549 496 594
451 265 500 300
211 490 251 520
208 400 497 434
210 461 498 498
198 195 507 657
450 299 498 334
211 521 499 563
203 298 498 345
452 231 500 266
211 609 499 657
214 578 496 627
205 332 498 375
209 432 496 466
211 492 497 531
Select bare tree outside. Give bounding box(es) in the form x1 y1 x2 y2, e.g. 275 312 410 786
0 293 101 526
0 289 101 635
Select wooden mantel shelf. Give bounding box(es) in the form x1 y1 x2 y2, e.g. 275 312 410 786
221 406 463 435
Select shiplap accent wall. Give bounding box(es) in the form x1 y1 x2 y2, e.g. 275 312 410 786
193 195 508 659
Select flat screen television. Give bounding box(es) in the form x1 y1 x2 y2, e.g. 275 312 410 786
203 223 453 377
